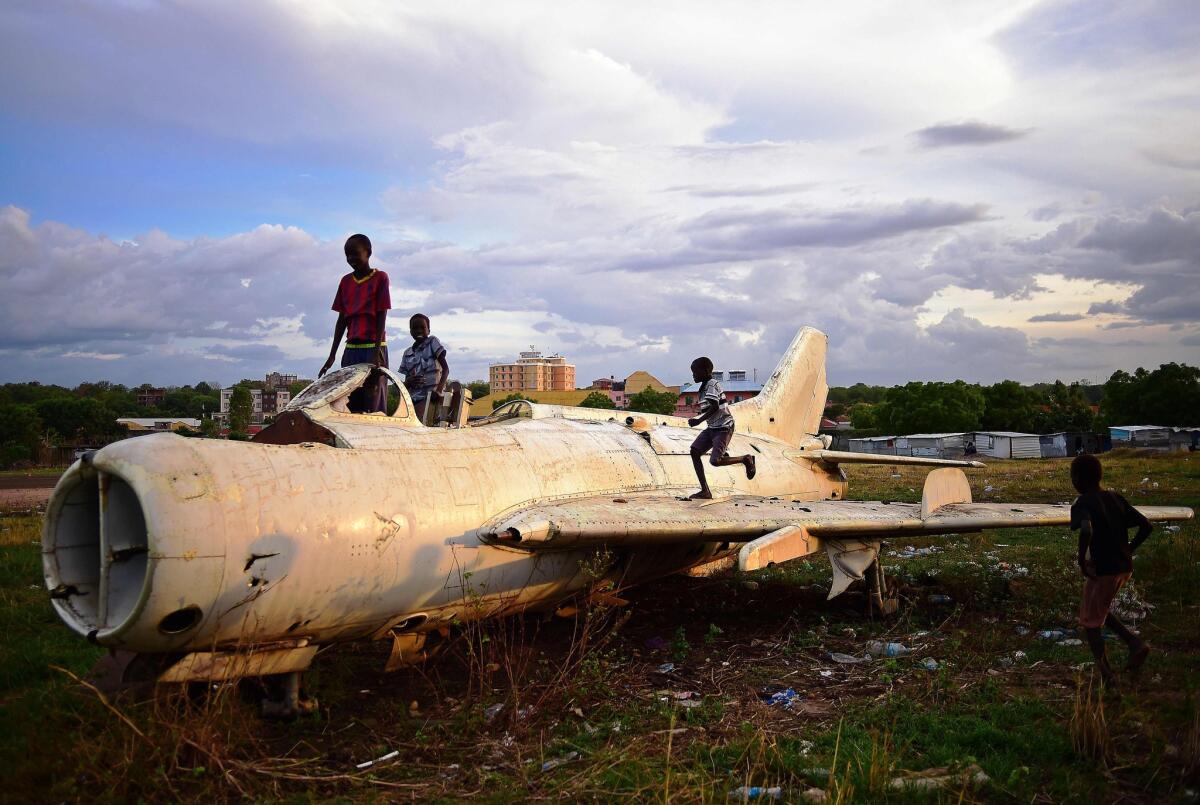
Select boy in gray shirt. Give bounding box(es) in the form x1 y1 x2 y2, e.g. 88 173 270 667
686 357 756 499
400 313 449 423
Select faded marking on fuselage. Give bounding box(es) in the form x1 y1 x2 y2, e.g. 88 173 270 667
374 512 404 552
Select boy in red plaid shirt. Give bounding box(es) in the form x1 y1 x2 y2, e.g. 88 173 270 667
320 234 392 413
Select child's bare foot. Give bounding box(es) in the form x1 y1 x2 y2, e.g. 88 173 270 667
744 455 756 480
688 490 713 500
1126 642 1150 672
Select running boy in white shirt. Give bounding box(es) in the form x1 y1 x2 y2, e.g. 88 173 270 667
686 356 756 499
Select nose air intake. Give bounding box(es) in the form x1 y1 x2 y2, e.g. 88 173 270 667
43 462 152 641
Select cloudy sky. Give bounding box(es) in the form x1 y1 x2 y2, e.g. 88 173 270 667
1 0 1197 389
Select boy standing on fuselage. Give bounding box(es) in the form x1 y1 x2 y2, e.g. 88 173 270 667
320 233 392 413
686 357 756 500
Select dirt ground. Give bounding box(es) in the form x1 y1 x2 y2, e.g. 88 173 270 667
1 451 1197 802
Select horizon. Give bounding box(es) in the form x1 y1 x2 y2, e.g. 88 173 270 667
2 2 1197 388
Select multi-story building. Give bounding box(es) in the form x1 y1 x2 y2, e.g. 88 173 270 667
265 372 298 390
217 372 294 428
489 348 575 392
136 387 167 408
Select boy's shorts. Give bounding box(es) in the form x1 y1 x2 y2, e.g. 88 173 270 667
691 427 732 462
1079 571 1131 628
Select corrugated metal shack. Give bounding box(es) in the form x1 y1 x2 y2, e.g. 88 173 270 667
905 433 967 458
1039 431 1110 458
1109 425 1171 447
972 431 1042 459
847 435 905 455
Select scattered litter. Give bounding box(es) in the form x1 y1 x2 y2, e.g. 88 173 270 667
828 652 868 664
540 751 580 772
763 688 801 709
801 788 827 803
797 739 815 754
983 485 995 493
483 703 505 722
889 763 989 791
655 662 676 674
800 768 832 783
1164 524 1181 533
355 750 399 769
742 580 761 591
919 658 940 670
819 670 834 678
645 635 668 650
998 650 1027 667
866 641 911 658
1113 580 1156 623
728 785 782 800
927 594 953 605
1057 638 1083 647
1036 629 1073 640
890 545 942 559
1015 625 1030 636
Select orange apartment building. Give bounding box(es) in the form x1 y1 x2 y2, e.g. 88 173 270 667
489 348 576 392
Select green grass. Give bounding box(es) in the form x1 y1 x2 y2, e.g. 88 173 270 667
1 452 1198 801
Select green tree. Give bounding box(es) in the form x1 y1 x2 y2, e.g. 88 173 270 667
467 380 490 400
1100 363 1199 427
289 380 311 398
578 391 616 409
874 381 985 435
848 402 876 429
200 417 220 438
1037 380 1094 432
982 380 1040 433
0 404 43 468
229 385 253 434
627 387 679 415
492 392 534 410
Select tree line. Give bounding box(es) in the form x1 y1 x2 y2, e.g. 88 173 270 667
0 381 222 467
838 362 1198 435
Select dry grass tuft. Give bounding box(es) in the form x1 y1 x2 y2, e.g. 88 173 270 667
1070 673 1112 765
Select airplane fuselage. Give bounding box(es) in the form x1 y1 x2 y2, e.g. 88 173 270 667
44 415 846 655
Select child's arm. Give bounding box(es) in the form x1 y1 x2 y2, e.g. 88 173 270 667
1127 500 1153 554
688 405 717 428
320 313 347 377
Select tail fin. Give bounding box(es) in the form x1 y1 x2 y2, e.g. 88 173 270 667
731 327 828 444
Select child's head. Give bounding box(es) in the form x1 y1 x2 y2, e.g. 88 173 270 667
1071 453 1103 494
690 356 714 382
344 233 372 271
410 313 430 340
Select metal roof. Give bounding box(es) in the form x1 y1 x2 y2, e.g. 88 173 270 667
905 432 967 439
972 430 1039 438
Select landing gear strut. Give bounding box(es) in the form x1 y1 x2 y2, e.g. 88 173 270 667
867 559 900 616
261 671 318 718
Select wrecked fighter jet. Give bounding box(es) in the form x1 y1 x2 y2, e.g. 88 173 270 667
43 327 1192 711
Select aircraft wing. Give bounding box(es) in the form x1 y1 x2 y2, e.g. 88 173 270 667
481 481 1191 596
482 491 1192 550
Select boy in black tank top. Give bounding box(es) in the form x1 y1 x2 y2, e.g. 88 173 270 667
1070 454 1153 686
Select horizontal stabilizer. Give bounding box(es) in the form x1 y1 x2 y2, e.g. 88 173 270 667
797 449 985 469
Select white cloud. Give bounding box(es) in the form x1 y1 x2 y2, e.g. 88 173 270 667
1 1 1198 387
